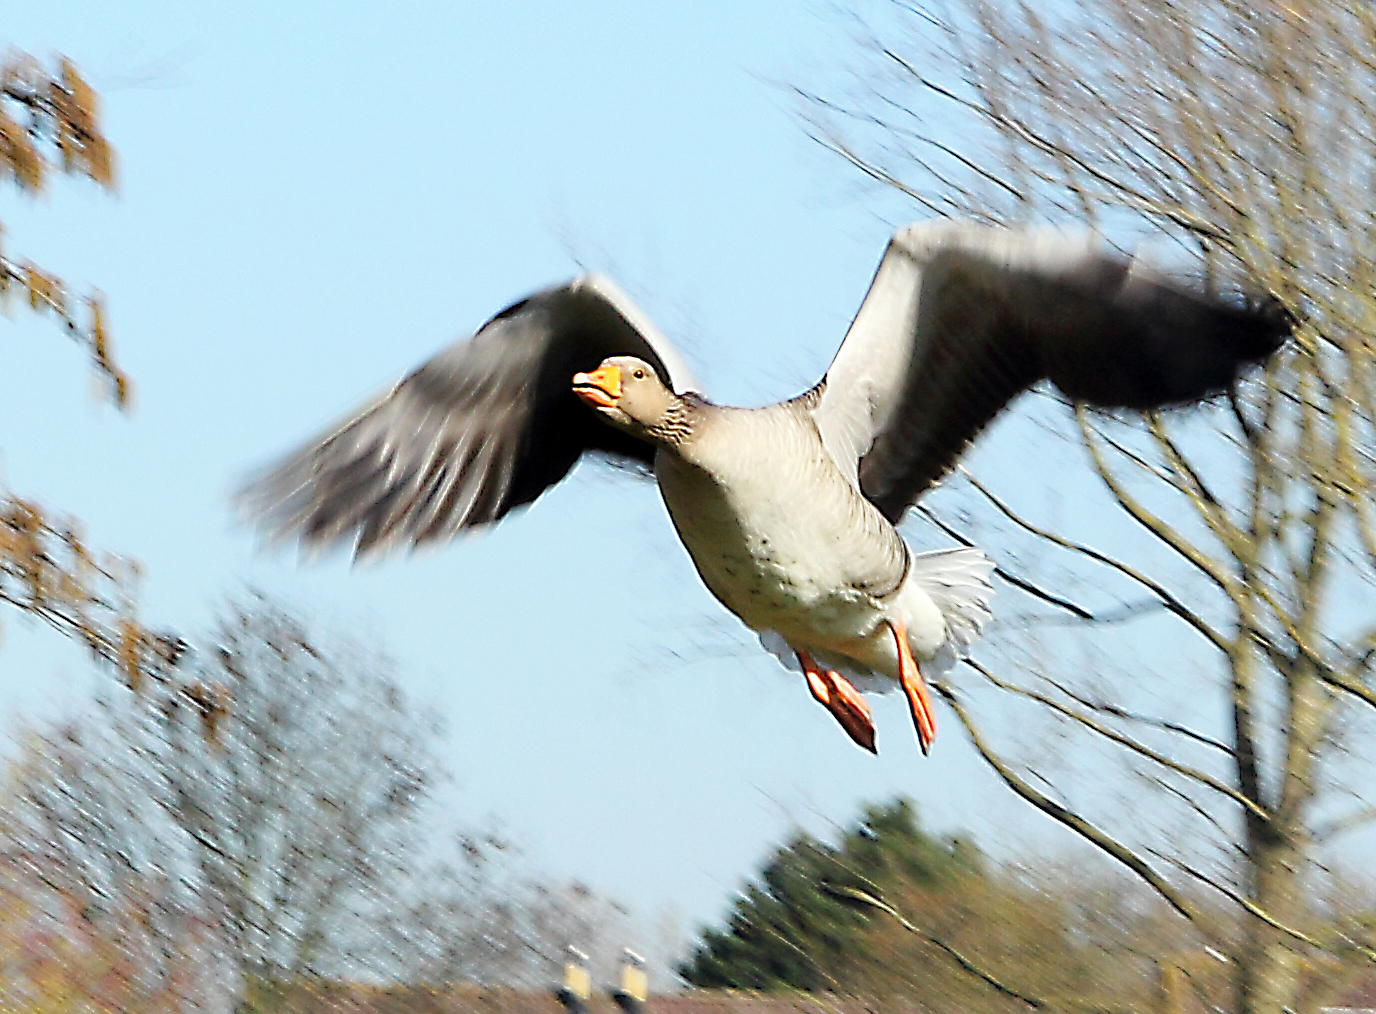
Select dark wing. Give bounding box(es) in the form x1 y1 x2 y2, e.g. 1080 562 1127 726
240 275 696 556
811 222 1291 522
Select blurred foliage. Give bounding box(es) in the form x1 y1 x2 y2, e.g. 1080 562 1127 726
0 724 228 1011
0 51 162 691
0 496 181 689
142 599 439 986
681 798 1376 1012
0 50 123 400
0 596 650 1010
0 598 439 1011
679 799 979 992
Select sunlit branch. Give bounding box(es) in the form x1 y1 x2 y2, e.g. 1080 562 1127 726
887 44 1240 241
800 82 1028 211
957 468 1231 653
820 883 1056 1010
1150 847 1376 964
1313 806 1376 844
871 91 1028 201
1249 628 1376 713
914 504 1165 625
1228 386 1261 445
1147 416 1246 547
808 129 953 219
965 658 1269 820
1076 407 1241 598
1146 775 1246 859
934 675 1206 928
1030 670 1234 755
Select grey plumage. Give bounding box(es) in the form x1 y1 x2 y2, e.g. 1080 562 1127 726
810 223 1289 521
239 276 693 555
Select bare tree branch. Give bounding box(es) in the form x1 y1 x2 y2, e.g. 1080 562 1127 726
965 659 1268 820
821 883 1058 1011
958 467 1231 653
934 674 1207 929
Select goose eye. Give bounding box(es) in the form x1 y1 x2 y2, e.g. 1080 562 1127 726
633 368 646 379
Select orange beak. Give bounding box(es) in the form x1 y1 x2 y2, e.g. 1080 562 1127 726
572 364 622 408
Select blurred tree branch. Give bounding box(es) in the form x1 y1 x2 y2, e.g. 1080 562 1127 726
0 52 165 691
0 52 124 404
821 882 1054 1010
0 598 448 1007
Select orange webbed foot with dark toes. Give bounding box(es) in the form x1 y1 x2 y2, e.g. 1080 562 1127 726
796 649 877 753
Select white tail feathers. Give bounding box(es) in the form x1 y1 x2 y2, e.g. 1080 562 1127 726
909 547 995 649
907 546 995 675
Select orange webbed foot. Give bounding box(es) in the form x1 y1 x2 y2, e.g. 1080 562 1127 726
797 649 877 754
890 619 936 755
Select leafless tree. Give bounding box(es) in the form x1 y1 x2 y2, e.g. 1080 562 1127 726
0 592 649 1004
0 723 231 1012
807 2 1376 1011
381 829 635 990
136 598 439 986
0 597 441 1006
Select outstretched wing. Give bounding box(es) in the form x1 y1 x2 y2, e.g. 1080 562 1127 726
240 275 696 556
811 222 1291 521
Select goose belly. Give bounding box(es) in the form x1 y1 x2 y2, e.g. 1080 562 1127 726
654 449 899 646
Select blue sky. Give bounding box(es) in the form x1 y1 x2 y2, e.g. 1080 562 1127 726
4 0 1348 960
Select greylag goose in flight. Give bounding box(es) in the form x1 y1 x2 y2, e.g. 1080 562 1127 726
242 221 1290 755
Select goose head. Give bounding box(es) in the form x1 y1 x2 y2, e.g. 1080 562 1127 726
572 356 688 446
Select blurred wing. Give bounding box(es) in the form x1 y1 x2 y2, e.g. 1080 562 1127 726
812 222 1291 521
240 275 696 556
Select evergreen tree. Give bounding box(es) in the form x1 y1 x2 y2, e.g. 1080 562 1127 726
680 798 978 991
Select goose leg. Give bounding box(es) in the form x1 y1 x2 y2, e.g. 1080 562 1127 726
796 649 877 754
890 619 936 755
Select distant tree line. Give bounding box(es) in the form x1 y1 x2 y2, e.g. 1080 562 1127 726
0 596 639 1012
681 798 1376 1012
